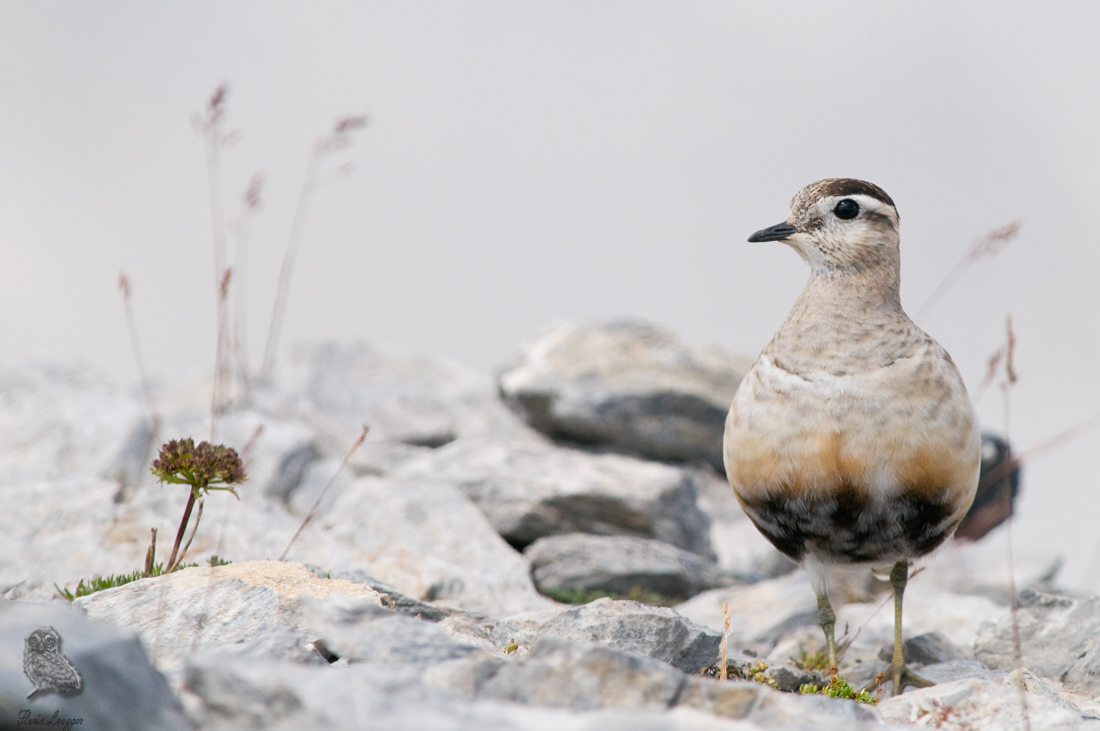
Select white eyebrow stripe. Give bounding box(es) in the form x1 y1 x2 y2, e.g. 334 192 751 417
822 193 898 224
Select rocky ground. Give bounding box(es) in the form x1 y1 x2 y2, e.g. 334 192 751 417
0 320 1096 730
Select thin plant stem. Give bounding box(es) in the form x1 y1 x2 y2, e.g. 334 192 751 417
261 154 320 378
232 173 264 392
719 602 730 680
260 114 368 379
211 269 232 439
143 528 158 577
171 499 205 572
166 490 199 572
118 273 160 434
280 426 368 561
1000 314 1030 731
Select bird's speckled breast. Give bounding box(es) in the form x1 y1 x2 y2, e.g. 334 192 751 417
724 328 980 565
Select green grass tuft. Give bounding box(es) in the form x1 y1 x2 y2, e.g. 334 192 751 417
799 676 877 704
54 556 230 601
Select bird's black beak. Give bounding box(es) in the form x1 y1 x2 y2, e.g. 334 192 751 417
748 221 797 242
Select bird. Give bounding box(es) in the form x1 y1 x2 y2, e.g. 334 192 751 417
23 625 82 699
723 178 980 695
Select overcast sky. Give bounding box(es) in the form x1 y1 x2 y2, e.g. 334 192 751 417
3 2 1100 588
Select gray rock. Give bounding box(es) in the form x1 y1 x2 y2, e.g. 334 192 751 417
431 638 881 730
915 659 1002 685
252 339 535 455
876 631 966 665
74 561 385 680
298 592 484 665
287 476 554 616
525 533 726 600
975 589 1100 695
325 568 458 622
878 670 1094 730
678 675 882 728
489 597 721 673
0 599 190 731
837 579 1006 656
393 438 713 556
0 360 146 486
265 442 319 503
496 320 754 471
477 637 687 710
913 529 1063 605
675 573 819 651
185 646 855 731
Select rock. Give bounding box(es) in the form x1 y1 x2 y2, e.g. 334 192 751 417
878 670 1094 730
477 637 687 710
325 568 458 623
298 592 485 665
876 631 967 664
393 438 713 556
251 339 535 455
0 473 160 598
837 580 1006 656
918 660 1004 685
496 320 754 471
73 560 384 679
287 476 553 616
525 533 726 600
0 360 147 486
432 638 881 729
679 675 882 728
0 598 190 731
675 573 819 652
911 530 1063 605
488 597 721 673
975 589 1100 696
184 644 875 731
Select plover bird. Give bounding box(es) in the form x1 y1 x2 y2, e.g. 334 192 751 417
723 179 980 694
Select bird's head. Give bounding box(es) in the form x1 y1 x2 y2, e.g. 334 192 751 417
749 178 900 274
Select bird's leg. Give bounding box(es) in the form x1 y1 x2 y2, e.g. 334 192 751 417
816 589 838 676
887 560 933 696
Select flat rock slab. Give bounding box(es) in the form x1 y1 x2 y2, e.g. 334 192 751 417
497 320 753 471
289 475 554 616
525 533 726 600
298 592 485 665
878 669 1097 730
74 560 384 678
488 597 721 673
394 438 713 556
976 589 1100 696
0 598 190 730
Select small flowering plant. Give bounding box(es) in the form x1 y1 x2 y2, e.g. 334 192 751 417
151 438 246 572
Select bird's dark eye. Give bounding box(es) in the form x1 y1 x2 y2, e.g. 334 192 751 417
834 199 859 220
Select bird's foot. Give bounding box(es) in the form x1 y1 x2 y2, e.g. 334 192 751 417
861 664 934 696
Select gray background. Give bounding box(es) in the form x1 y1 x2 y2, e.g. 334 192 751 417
3 3 1098 587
